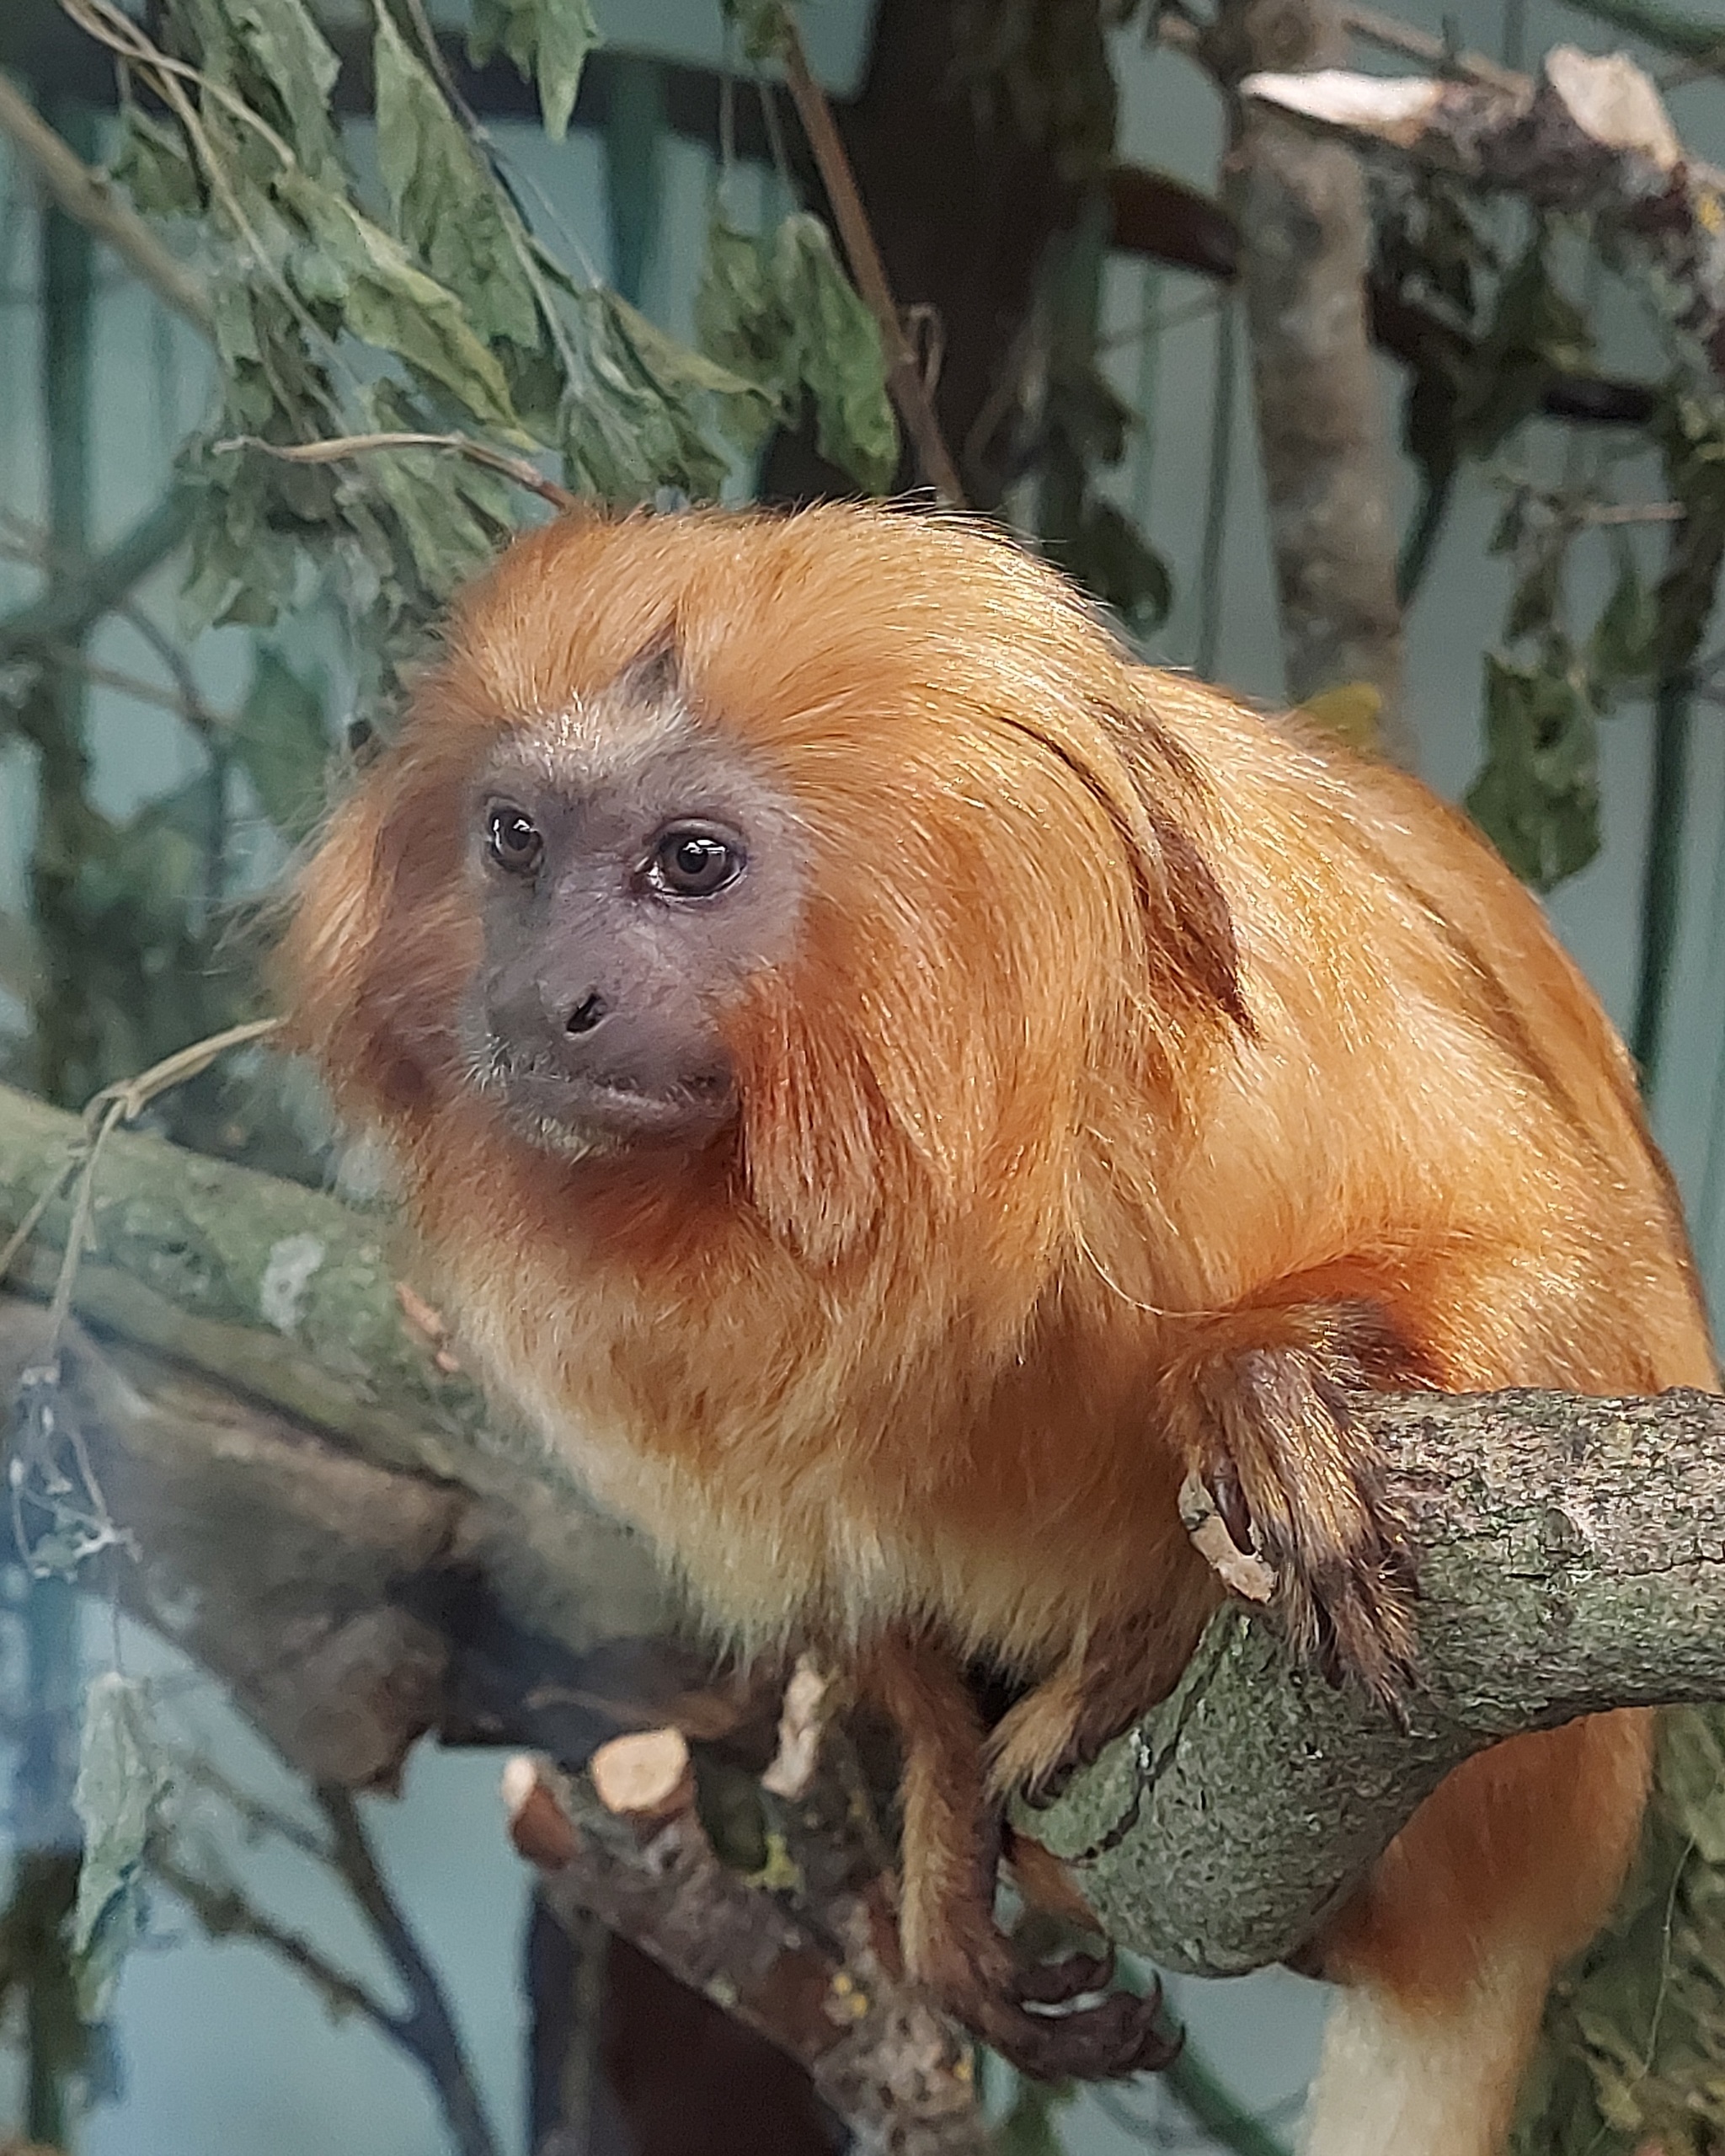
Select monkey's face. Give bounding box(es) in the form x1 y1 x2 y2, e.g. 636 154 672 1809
456 680 806 1156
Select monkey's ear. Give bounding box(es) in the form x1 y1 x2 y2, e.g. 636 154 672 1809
611 623 682 706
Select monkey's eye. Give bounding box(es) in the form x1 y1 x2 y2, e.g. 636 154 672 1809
645 826 745 900
485 803 543 875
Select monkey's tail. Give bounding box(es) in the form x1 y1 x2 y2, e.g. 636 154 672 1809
1299 1955 1545 2156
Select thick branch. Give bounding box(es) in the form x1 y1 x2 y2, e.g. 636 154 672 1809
7 1078 1725 2001
1210 0 1407 745
1026 1384 1725 1975
1243 45 1725 383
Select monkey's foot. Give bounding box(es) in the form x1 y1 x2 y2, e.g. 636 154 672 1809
946 1961 1179 2081
985 1612 1205 1806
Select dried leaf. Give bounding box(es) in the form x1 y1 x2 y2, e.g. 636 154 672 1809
1295 681 1384 752
724 0 792 63
72 1676 172 2022
280 176 526 437
233 0 342 177
694 217 796 420
560 289 739 501
109 108 202 219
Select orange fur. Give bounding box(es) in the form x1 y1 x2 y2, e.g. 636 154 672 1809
280 504 1715 2133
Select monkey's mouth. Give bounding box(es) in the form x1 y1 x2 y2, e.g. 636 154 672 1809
477 1042 736 1152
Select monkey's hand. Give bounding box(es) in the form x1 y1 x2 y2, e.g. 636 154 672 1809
1163 1298 1420 1714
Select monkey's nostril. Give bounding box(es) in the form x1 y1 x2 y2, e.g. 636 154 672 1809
565 992 609 1036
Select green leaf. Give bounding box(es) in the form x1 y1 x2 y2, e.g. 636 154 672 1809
560 288 736 501
1587 543 1659 699
372 10 542 353
1652 388 1725 675
279 178 527 437
1466 650 1601 890
1455 240 1594 462
695 220 792 397
1044 500 1172 635
222 0 344 185
233 647 329 840
109 109 202 218
772 213 898 494
1046 361 1135 470
72 1675 172 2023
1505 525 1568 643
83 783 211 939
723 0 793 63
467 0 601 141
993 2075 1076 2156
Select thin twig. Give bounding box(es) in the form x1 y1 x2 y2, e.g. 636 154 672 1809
83 1016 280 1129
1097 289 1223 353
1195 297 1238 679
216 431 577 513
153 1848 397 2029
0 484 200 661
0 69 214 336
0 511 223 737
161 1743 329 1864
1338 4 1526 94
13 650 223 730
318 1788 502 2156
775 16 967 506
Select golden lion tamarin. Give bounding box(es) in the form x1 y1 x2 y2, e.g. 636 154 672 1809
281 502 1714 2151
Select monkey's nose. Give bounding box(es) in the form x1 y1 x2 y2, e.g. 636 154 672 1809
564 991 609 1036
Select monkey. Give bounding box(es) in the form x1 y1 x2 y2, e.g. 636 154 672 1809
280 500 1715 2153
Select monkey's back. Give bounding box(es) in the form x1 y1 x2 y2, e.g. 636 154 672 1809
1121 670 1714 1403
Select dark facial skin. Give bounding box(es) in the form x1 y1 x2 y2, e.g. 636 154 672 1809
458 671 805 1154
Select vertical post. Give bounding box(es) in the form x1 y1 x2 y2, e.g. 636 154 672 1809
25 96 99 1109
13 91 100 2152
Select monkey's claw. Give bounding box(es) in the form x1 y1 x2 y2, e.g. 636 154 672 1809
964 1971 1180 2082
1012 1943 1115 2005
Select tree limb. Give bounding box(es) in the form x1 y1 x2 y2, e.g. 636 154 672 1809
1242 46 1725 385
1026 1383 1725 1974
316 1787 501 2156
6 1079 1725 2027
0 485 200 662
1208 0 1409 752
507 1753 988 2156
